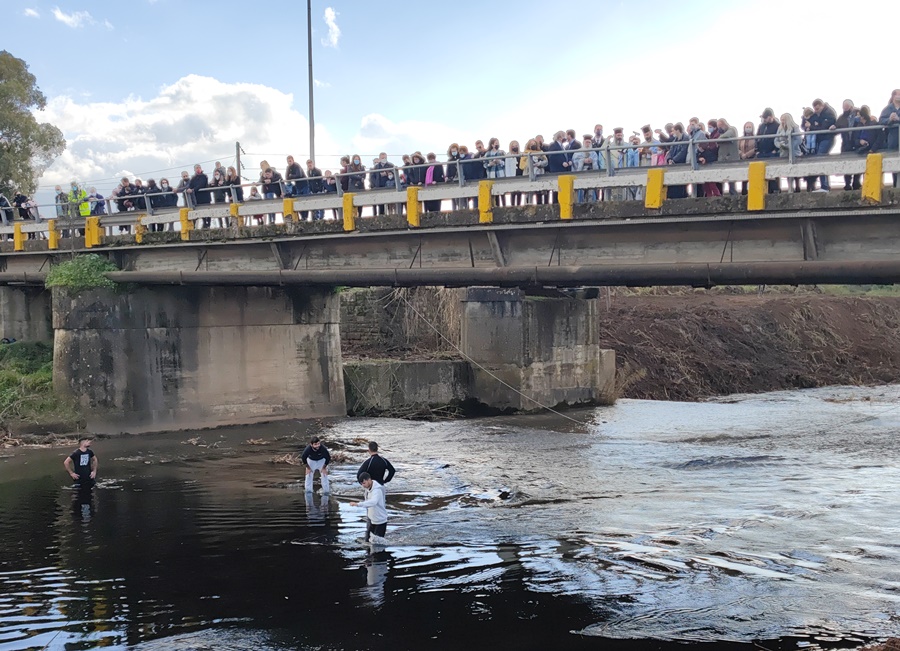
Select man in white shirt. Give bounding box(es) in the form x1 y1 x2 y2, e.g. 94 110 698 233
350 472 387 545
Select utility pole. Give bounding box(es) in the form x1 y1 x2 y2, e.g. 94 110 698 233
307 0 316 163
235 141 242 180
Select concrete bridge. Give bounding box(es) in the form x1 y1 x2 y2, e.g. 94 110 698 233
2 155 897 434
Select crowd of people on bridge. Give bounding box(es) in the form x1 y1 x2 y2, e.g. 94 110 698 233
4 89 900 234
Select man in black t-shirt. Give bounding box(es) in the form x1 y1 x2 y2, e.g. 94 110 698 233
64 437 97 486
357 441 395 486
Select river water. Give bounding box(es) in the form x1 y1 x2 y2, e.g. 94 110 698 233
1 385 898 651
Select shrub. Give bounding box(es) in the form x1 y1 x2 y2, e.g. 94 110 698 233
45 254 117 291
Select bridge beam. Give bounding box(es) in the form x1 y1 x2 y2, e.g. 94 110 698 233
52 286 345 433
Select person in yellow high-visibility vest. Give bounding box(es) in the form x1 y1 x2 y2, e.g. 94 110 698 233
67 181 90 218
65 181 90 237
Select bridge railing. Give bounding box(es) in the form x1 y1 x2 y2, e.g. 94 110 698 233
2 126 898 250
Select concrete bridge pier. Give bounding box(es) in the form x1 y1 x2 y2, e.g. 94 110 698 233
0 286 52 342
460 287 616 411
52 286 345 434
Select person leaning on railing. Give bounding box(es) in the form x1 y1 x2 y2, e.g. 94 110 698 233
87 187 106 216
807 99 837 191
879 89 900 187
756 109 780 194
775 113 803 192
836 100 861 191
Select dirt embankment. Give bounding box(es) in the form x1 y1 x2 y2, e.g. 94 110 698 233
601 294 900 401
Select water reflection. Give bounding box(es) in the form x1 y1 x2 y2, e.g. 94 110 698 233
0 385 897 649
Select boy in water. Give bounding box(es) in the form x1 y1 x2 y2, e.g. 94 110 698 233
350 472 387 545
64 437 98 487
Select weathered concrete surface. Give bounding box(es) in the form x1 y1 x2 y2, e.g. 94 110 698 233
460 288 616 411
0 286 52 342
344 360 471 416
52 286 345 433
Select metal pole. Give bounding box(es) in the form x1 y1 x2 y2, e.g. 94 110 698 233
307 0 316 163
236 141 242 180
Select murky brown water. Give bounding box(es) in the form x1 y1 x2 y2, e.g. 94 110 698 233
1 385 899 650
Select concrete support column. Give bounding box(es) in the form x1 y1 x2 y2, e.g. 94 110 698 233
0 286 52 342
460 287 615 411
52 286 345 433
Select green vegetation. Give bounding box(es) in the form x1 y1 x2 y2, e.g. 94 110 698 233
45 254 117 291
0 342 81 433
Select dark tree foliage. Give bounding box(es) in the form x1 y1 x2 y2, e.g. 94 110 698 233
0 50 66 197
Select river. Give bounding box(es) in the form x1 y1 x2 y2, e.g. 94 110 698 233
1 385 898 651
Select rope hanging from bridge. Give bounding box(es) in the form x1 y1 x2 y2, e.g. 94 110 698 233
395 291 598 429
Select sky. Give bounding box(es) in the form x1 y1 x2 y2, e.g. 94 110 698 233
4 0 895 206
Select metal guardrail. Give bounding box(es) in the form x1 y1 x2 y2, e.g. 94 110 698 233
2 127 898 250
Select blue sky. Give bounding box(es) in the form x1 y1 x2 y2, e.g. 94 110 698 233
5 0 896 204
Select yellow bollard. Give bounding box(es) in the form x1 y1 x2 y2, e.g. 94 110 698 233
747 161 767 211
230 201 243 228
406 187 420 227
478 180 494 223
47 219 59 250
645 168 666 209
85 217 102 248
283 197 297 223
179 207 192 241
862 153 883 204
13 223 25 252
134 215 146 244
342 192 356 231
558 174 576 219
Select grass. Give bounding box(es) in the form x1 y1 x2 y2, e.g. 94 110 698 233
0 342 82 435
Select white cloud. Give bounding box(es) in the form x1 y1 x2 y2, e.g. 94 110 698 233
313 79 330 88
322 7 340 48
351 114 471 159
103 19 114 30
52 7 94 28
23 8 39 18
38 75 342 201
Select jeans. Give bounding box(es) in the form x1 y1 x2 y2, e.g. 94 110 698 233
264 191 277 224
816 139 834 190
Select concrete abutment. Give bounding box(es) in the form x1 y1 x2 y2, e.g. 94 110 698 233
51 286 345 433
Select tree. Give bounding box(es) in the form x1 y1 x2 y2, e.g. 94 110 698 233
0 50 66 197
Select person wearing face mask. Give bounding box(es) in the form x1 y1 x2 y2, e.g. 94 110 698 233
347 155 366 191
87 186 106 217
372 152 394 216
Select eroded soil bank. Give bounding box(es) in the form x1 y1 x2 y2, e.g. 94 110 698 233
600 293 900 401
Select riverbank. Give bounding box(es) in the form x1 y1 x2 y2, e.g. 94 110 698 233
0 342 82 442
599 292 900 401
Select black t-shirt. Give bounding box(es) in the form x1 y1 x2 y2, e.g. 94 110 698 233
69 448 95 480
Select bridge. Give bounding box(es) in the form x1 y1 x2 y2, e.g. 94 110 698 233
2 153 899 287
3 154 898 434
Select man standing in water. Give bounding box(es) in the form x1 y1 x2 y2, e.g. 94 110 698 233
357 441 395 486
350 472 387 545
301 436 331 494
64 437 97 487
